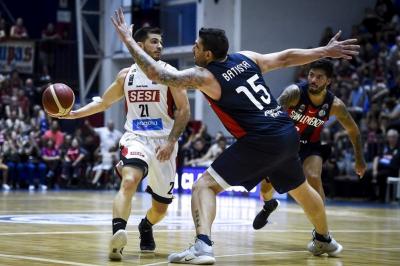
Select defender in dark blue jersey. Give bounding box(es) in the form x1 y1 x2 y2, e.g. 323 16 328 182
112 9 359 264
253 59 366 230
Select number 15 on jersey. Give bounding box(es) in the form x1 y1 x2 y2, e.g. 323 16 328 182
235 74 271 110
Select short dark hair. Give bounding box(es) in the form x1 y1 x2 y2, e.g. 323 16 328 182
133 27 162 42
309 59 334 78
199 27 229 60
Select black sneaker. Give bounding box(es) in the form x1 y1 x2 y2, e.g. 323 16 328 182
252 199 280 230
138 218 155 252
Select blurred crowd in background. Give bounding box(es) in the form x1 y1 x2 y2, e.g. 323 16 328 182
1 0 400 203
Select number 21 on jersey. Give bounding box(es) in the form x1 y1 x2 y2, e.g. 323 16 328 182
139 104 149 117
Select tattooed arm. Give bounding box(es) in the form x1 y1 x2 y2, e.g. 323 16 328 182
331 97 366 178
277 84 301 110
111 9 210 90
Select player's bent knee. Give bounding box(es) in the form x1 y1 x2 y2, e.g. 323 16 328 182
193 173 223 194
151 204 168 215
121 176 140 193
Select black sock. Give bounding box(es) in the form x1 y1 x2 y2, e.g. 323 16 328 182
197 234 212 246
314 231 331 243
143 216 153 227
112 218 127 235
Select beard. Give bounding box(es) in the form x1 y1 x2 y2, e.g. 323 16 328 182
308 84 326 95
194 57 207 67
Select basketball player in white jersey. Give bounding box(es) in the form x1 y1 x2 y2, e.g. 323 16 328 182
58 27 190 261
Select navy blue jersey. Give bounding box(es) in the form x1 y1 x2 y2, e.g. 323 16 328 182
204 53 293 138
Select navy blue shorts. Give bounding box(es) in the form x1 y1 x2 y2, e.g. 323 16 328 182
208 128 305 194
299 142 332 163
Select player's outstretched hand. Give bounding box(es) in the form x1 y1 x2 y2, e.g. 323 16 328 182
111 7 134 44
355 159 367 179
155 141 175 162
325 30 360 60
46 110 78 119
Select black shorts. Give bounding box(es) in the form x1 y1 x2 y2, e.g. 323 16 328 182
208 128 305 194
299 142 331 163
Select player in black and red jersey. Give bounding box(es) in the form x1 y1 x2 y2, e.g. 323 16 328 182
253 59 367 230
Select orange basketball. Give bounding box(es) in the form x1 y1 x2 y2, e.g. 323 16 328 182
42 83 75 116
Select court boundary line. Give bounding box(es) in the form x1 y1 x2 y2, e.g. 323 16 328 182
0 253 100 266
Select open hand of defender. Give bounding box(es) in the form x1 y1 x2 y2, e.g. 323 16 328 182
324 30 360 60
111 8 133 45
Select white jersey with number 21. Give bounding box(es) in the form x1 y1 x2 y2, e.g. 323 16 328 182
123 61 175 137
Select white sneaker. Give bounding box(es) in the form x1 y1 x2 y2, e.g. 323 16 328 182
28 185 35 191
2 184 10 191
307 230 343 257
109 229 128 261
40 185 48 191
168 238 216 264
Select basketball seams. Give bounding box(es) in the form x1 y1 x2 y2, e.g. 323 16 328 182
49 85 65 113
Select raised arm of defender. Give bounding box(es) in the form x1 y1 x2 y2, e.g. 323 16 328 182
111 9 212 91
240 31 359 73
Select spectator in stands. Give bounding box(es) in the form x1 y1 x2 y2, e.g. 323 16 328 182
361 7 384 40
0 152 10 191
186 136 227 167
17 89 30 115
88 120 121 186
370 77 389 103
347 74 369 123
92 121 122 154
5 109 23 131
60 137 87 186
10 70 23 88
388 35 400 61
0 18 7 40
2 131 21 188
195 124 212 150
368 129 400 202
43 120 64 149
59 134 72 156
19 132 47 191
336 59 356 79
41 138 61 188
183 137 208 166
389 75 400 98
388 37 400 76
375 0 395 23
24 78 40 108
9 17 28 38
91 146 118 188
40 23 60 74
365 116 384 162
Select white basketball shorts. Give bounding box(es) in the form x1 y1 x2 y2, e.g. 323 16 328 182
117 132 178 204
